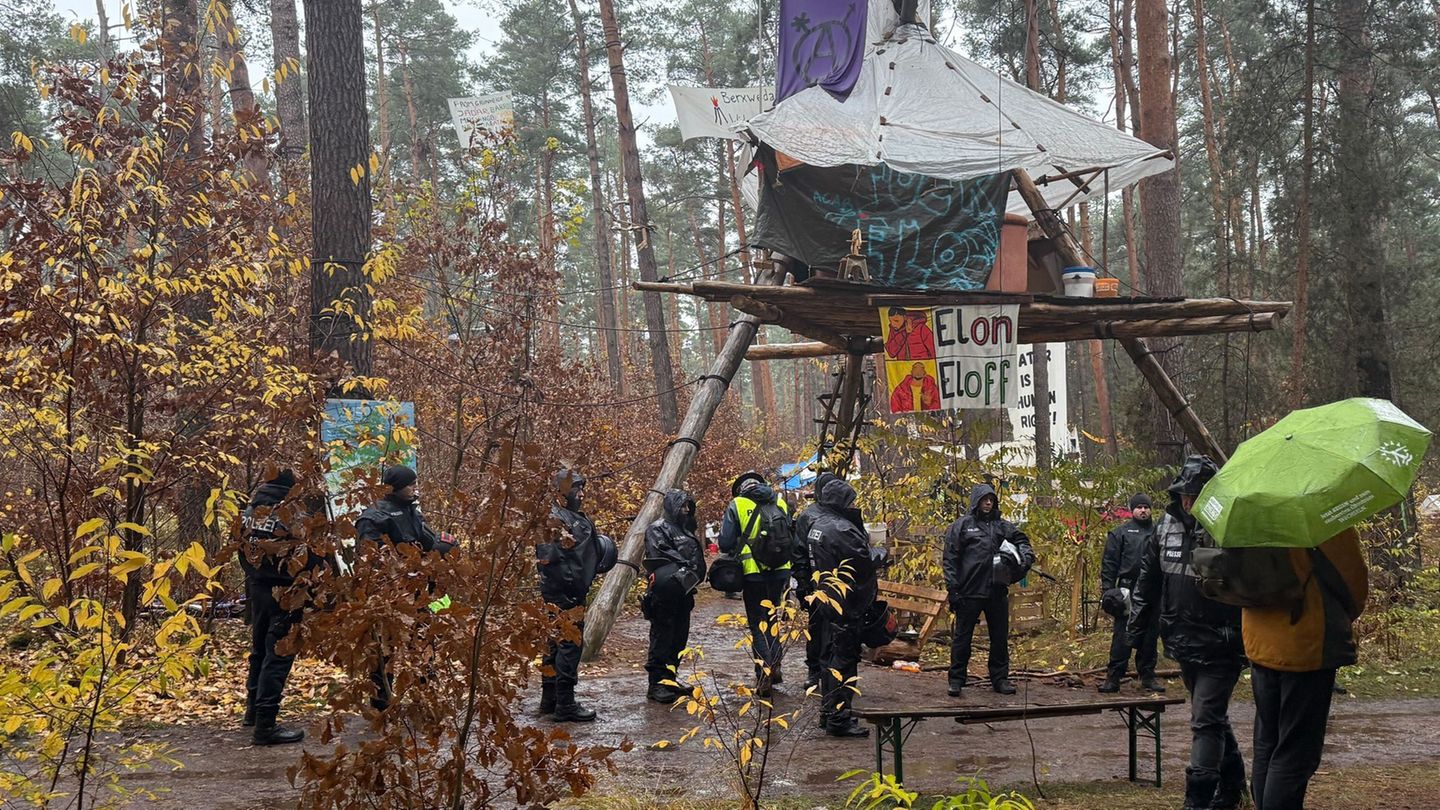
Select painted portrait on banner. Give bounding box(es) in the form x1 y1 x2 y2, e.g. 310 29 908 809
879 304 1020 414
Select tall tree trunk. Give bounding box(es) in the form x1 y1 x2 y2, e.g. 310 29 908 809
306 0 373 382
686 205 726 355
1191 0 1232 449
216 1 269 190
568 0 624 389
1080 203 1118 459
1335 0 1392 401
1136 0 1186 462
1288 0 1316 407
596 0 679 433
270 0 308 159
373 5 395 215
1025 0 1051 478
1114 0 1142 289
725 141 775 431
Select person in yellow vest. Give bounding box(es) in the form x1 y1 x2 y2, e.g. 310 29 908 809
1243 528 1368 810
718 471 793 696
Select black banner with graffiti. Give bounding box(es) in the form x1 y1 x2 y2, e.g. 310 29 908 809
753 158 1011 291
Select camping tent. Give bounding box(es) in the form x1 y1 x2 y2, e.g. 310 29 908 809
778 454 820 491
741 0 1171 213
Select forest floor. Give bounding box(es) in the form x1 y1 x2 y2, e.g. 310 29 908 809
113 589 1440 808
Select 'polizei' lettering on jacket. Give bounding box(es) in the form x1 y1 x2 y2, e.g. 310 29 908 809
1156 515 1195 578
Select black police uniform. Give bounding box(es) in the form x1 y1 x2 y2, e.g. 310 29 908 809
642 489 704 702
807 477 877 737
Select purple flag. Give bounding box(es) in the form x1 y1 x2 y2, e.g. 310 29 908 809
776 0 868 102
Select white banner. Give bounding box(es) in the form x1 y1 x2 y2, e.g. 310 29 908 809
668 85 776 141
447 93 515 149
880 304 1020 413
1009 342 1072 444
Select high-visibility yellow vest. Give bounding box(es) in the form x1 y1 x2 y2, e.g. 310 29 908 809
733 496 791 576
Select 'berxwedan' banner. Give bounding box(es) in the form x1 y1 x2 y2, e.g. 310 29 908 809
668 85 776 141
879 304 1019 413
447 93 515 149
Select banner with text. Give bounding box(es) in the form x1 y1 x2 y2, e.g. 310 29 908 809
447 93 515 149
1008 343 1070 443
879 304 1020 414
668 85 776 141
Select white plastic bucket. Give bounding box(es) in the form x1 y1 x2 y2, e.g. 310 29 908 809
1061 267 1096 297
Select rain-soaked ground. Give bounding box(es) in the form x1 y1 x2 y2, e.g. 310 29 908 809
123 590 1440 807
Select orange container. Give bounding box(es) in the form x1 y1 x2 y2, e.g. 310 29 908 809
985 213 1032 292
1094 277 1120 298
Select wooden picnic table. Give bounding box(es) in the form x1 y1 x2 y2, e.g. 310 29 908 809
853 695 1186 788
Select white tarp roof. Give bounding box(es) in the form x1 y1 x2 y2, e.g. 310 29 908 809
743 1 1171 213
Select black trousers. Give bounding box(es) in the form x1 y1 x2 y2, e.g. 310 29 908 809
804 595 824 683
645 581 694 686
818 611 861 729
1252 665 1336 810
1107 608 1159 679
949 587 1010 686
543 610 583 690
246 579 300 718
742 577 786 680
1179 660 1247 807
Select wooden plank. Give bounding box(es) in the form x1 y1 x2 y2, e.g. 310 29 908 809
880 581 949 601
746 339 883 361
883 596 945 617
854 696 1185 722
870 292 1034 307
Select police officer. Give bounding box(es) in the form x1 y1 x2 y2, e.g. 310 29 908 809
792 471 838 690
807 476 878 738
355 464 442 710
1099 493 1165 693
642 489 704 703
536 469 617 722
239 469 322 745
355 465 439 552
943 483 1035 697
1128 456 1247 810
718 471 792 696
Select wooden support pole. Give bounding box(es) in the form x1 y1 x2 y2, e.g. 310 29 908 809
1013 169 1228 463
582 270 781 659
746 339 883 361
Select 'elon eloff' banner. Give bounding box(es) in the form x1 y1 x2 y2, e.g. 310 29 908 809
879 304 1019 414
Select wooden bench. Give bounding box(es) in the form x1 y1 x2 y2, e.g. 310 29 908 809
867 581 1050 663
853 696 1185 788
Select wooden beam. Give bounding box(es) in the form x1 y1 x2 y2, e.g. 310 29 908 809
582 268 781 660
745 339 882 361
729 294 784 323
1029 311 1281 343
1013 168 1228 462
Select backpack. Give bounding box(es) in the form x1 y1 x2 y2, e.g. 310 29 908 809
1191 546 1307 610
741 500 794 570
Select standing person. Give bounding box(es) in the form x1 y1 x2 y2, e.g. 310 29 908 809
1098 493 1165 693
1128 456 1247 810
239 469 321 745
642 489 705 704
1245 528 1367 810
792 471 838 690
807 476 878 738
535 469 617 722
718 471 793 695
943 483 1034 697
355 464 441 710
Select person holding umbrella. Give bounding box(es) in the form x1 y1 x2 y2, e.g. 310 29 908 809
1191 398 1429 810
1128 456 1247 810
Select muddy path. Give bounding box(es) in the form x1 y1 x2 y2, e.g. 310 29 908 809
122 591 1440 807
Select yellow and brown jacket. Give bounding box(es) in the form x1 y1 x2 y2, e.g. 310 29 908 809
1241 528 1369 673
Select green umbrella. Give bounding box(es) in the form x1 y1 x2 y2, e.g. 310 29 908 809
1196 398 1431 548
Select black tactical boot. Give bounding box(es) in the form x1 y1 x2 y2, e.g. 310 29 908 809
947 680 964 698
825 719 870 738
993 679 1017 695
538 682 556 715
552 687 596 722
1098 674 1122 693
647 683 680 704
1141 674 1167 692
253 715 305 746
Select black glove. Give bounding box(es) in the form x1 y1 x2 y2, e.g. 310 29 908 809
1101 588 1128 618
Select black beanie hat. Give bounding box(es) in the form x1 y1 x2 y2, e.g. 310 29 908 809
382 465 417 491
1129 493 1152 510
